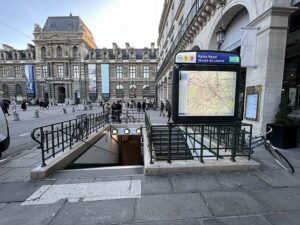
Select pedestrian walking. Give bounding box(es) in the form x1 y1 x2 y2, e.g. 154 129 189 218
11 100 17 113
165 100 171 122
1 101 10 116
137 101 142 112
160 101 165 116
142 101 146 112
21 101 27 111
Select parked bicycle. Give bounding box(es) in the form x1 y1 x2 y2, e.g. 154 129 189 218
244 127 295 173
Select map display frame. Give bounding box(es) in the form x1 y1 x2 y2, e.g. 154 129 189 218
172 51 241 123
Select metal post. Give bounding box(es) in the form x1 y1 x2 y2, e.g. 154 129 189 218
168 122 172 163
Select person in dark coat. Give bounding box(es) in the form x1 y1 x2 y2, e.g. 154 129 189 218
165 100 171 122
160 101 165 116
111 102 118 123
137 101 142 112
1 101 10 116
21 101 27 111
116 101 122 123
142 101 146 112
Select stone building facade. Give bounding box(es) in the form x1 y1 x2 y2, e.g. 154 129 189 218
156 0 300 135
0 15 157 106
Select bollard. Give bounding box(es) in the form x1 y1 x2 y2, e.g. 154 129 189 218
72 107 75 113
84 106 88 110
89 105 93 110
63 108 67 114
13 112 20 121
34 110 39 118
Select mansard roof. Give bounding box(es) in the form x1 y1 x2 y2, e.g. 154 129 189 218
43 16 81 32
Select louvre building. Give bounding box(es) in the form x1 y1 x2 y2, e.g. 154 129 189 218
0 15 158 106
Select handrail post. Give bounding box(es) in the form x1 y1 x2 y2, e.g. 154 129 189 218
149 126 153 164
168 122 172 163
231 124 238 162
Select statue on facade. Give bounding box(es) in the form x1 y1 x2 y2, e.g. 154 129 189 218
34 23 42 32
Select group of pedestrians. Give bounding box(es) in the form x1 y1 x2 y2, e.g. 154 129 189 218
136 101 147 112
160 99 172 122
103 101 123 123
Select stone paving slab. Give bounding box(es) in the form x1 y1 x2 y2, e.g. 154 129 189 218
0 167 13 176
249 188 300 212
125 219 203 225
2 158 40 168
49 199 136 225
256 169 300 187
0 203 7 210
0 168 31 183
170 173 224 193
135 193 211 222
0 201 65 225
141 175 173 195
50 166 144 179
202 216 272 225
264 212 300 225
201 191 267 217
215 171 270 190
0 180 55 203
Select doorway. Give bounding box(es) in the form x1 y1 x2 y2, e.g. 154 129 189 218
58 87 66 103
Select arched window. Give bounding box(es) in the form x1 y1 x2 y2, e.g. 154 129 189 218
15 83 22 96
56 46 62 57
14 53 18 60
2 84 9 98
41 46 46 59
129 84 136 98
143 84 150 95
0 53 4 60
116 84 124 98
72 46 78 58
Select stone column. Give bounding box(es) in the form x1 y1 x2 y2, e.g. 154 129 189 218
244 6 295 135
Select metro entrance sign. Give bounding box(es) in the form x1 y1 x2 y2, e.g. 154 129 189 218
175 51 240 65
172 51 241 123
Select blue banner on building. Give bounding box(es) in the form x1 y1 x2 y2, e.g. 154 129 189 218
25 64 35 97
101 64 110 95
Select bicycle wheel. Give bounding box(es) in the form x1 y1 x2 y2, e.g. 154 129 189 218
125 116 135 123
265 143 295 173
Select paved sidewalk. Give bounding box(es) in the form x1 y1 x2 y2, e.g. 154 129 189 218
0 109 300 224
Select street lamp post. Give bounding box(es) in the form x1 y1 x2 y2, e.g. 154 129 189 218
216 3 225 50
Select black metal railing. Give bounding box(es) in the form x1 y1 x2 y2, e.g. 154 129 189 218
31 110 147 167
31 112 108 167
148 122 253 163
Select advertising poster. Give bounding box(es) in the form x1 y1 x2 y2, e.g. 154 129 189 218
101 64 110 95
25 64 35 97
88 64 97 93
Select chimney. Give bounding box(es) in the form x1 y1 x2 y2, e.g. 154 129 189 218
151 42 155 54
125 43 130 54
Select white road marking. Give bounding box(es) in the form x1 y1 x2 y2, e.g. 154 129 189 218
19 133 30 137
22 180 141 205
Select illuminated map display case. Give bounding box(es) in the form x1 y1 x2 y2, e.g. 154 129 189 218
172 51 241 123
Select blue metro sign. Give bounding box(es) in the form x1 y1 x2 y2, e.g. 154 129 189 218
175 51 240 65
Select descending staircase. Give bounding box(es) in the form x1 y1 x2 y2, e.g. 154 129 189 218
150 126 194 160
